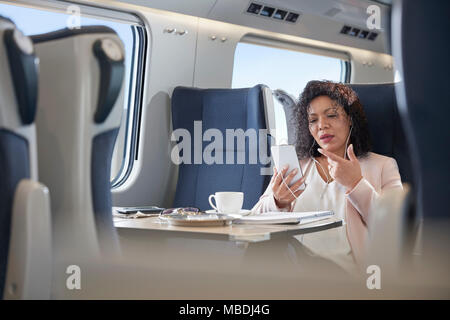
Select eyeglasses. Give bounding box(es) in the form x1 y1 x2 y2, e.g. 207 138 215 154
160 207 201 216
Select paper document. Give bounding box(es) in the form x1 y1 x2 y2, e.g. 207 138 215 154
234 211 334 225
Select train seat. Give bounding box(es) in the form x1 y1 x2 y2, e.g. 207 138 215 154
171 85 275 210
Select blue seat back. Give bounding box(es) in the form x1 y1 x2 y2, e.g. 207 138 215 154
171 85 271 210
392 0 450 220
350 83 413 184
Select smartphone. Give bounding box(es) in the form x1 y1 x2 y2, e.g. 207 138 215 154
271 145 305 190
115 206 165 214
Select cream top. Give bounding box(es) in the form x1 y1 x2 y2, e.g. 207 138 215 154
292 158 356 273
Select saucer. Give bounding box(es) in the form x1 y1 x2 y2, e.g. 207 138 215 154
205 209 252 217
159 213 235 227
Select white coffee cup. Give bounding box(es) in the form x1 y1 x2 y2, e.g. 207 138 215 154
208 192 244 214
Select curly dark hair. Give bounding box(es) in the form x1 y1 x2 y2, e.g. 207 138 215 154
294 80 371 159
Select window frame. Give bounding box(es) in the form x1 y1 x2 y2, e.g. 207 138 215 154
235 34 351 84
111 24 147 188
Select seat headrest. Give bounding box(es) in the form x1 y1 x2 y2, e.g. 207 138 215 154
172 85 270 133
0 16 38 127
32 26 125 128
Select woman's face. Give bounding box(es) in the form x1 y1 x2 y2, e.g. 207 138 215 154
308 95 352 157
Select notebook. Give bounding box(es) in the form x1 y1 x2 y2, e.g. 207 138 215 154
234 210 334 225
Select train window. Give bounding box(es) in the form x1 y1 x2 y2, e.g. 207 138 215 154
0 1 146 187
232 41 349 144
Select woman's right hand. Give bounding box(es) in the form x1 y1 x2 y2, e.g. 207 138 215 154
271 166 307 209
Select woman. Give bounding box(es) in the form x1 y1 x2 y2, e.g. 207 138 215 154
252 80 402 273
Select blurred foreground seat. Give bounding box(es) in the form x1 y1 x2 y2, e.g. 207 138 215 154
32 26 125 259
0 15 51 300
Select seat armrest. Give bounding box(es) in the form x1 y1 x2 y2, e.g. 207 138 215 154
4 179 51 300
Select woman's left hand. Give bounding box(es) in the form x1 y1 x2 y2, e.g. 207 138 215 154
318 144 363 192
